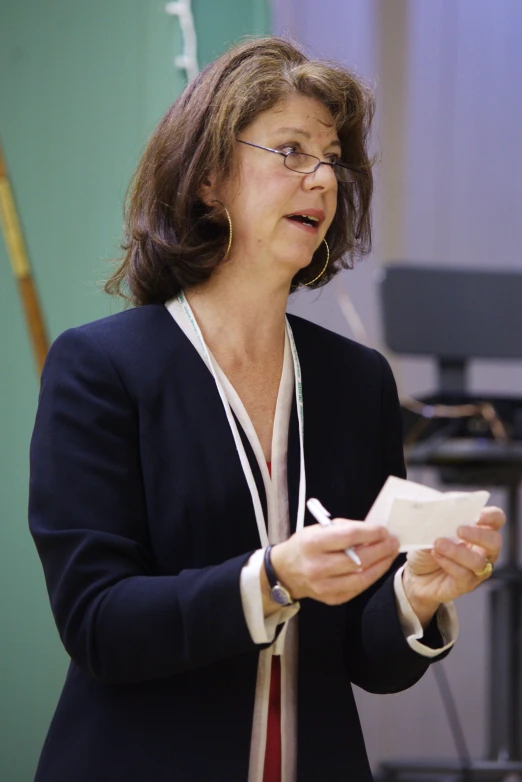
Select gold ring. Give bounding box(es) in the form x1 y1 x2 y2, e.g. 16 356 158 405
474 560 493 579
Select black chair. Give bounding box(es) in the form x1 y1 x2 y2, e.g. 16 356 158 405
376 264 522 782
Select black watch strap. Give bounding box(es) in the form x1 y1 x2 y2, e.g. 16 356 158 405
264 545 294 606
264 545 279 588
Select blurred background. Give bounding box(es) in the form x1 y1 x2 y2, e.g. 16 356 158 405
1 1 521 779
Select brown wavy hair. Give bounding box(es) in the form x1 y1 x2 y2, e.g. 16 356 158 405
105 36 375 305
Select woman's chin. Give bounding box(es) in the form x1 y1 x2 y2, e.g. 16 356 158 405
285 258 316 282
275 248 315 273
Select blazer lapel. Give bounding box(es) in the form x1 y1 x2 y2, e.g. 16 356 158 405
286 314 328 534
166 312 269 543
233 412 268 530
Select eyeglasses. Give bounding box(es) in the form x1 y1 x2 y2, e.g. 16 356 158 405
236 139 357 183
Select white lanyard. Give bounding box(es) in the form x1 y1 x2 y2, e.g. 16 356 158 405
176 291 306 546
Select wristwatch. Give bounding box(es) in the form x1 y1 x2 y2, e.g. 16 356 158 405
264 545 294 607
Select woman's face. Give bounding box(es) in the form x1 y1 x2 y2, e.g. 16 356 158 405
215 93 340 284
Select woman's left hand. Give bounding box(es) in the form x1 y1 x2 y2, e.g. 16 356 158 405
402 506 505 626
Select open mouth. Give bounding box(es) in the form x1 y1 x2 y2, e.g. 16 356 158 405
286 208 326 234
286 214 319 227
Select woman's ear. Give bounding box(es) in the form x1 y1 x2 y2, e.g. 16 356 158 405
198 174 216 207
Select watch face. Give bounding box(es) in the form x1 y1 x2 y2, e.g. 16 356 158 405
271 584 293 606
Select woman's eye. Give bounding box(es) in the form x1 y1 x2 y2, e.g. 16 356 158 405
279 144 299 154
326 154 341 163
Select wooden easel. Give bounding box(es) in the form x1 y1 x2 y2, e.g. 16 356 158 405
0 141 49 374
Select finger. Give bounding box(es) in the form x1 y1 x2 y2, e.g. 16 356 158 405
311 520 390 553
434 537 490 575
324 553 398 602
356 535 400 570
317 536 399 577
456 525 502 562
431 549 478 585
476 506 506 531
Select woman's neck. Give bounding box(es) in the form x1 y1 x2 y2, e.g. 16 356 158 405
185 265 290 362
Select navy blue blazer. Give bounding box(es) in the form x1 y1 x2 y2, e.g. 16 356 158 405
29 305 446 782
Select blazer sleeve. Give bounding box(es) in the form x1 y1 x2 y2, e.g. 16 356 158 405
343 351 450 694
29 327 263 685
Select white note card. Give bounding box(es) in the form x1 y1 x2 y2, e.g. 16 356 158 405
365 476 490 552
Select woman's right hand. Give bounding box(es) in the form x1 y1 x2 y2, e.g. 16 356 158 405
265 521 400 609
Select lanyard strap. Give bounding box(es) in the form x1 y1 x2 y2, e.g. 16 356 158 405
176 291 306 546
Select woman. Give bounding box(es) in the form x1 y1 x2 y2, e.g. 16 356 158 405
29 37 504 782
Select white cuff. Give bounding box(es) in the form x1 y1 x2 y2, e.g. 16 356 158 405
394 565 459 658
240 548 300 646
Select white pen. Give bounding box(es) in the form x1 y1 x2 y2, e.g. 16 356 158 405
306 498 363 567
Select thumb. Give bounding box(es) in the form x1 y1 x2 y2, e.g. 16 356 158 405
406 549 439 575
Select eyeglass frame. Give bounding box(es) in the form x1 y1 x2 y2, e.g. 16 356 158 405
236 139 358 183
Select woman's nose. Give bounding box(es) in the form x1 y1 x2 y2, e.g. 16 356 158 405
303 162 338 191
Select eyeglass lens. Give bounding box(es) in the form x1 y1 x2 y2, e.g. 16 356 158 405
284 152 355 183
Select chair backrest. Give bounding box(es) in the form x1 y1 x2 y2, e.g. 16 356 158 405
379 264 522 391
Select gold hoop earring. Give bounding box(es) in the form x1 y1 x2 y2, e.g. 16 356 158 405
302 239 330 287
211 200 232 261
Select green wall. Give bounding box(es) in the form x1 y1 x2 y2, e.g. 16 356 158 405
0 2 269 779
